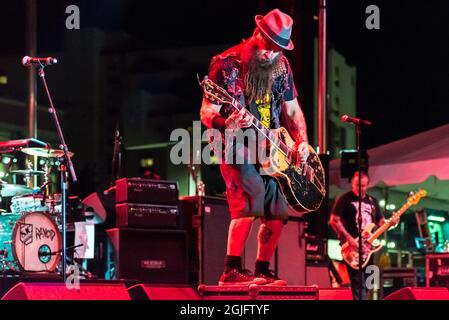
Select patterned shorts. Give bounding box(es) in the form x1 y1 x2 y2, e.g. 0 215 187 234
220 163 289 221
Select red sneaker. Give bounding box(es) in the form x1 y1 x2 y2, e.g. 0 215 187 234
255 270 287 286
218 268 267 286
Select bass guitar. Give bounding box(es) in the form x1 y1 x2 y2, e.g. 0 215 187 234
342 189 427 270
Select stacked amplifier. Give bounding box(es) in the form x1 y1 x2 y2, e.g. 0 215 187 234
107 178 189 284
115 178 179 228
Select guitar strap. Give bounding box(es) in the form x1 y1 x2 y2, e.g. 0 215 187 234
367 195 377 222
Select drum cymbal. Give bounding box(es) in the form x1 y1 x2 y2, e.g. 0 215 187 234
10 170 45 176
21 147 74 158
0 184 33 197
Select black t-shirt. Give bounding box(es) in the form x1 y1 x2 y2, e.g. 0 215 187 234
331 191 384 242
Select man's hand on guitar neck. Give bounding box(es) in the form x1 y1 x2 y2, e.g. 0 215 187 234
225 108 253 130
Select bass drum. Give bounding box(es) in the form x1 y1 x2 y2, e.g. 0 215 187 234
11 211 61 272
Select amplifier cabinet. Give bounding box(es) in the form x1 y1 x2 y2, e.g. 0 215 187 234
115 178 178 205
427 253 449 288
107 228 189 284
115 203 179 228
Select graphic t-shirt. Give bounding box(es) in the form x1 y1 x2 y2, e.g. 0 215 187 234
255 93 271 129
205 42 298 130
331 191 384 242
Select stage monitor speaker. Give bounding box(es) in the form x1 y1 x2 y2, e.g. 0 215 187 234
384 287 449 300
127 284 200 300
107 228 189 284
318 288 353 300
1 282 130 300
82 192 107 224
179 196 230 285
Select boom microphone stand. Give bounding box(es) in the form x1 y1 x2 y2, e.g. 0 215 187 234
30 59 77 283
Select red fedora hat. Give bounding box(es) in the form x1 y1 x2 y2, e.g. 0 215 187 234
255 8 294 50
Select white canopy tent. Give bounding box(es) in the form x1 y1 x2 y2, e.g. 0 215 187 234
329 124 449 212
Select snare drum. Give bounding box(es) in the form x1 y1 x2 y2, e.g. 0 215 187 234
10 194 48 215
11 211 61 272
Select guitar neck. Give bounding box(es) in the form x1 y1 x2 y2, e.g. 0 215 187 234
231 99 290 157
368 200 413 244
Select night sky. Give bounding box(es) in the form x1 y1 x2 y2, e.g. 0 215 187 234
328 0 449 148
1 0 448 149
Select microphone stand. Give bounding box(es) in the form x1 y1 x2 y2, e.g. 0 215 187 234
355 124 364 301
36 63 77 283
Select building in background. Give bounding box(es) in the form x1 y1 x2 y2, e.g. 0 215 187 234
314 42 357 159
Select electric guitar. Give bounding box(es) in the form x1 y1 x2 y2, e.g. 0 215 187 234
200 76 326 215
341 189 427 270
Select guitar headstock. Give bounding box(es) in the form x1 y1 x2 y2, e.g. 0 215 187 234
199 76 234 105
407 189 428 205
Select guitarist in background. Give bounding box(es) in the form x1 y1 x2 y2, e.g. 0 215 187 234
200 9 309 286
330 171 398 299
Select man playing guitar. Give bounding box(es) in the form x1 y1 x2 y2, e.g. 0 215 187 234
330 171 399 299
200 9 309 286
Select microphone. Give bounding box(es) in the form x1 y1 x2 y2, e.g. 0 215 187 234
341 115 372 127
22 56 58 67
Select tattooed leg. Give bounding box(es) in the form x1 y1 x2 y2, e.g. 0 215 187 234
256 220 284 261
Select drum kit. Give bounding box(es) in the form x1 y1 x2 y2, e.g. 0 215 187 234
0 145 74 275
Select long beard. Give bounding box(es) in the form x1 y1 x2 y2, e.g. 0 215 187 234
242 44 282 103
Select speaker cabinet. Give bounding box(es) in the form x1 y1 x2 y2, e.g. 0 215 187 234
384 287 449 300
276 218 306 285
127 284 200 300
306 260 332 288
107 228 189 284
243 218 306 285
1 282 130 300
426 253 449 288
179 196 230 285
